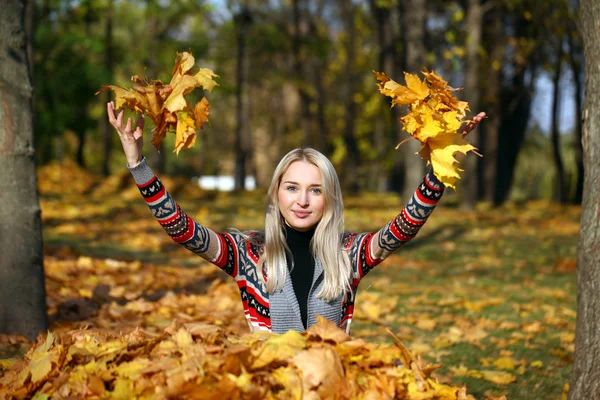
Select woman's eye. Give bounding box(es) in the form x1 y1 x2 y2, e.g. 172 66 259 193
311 188 322 194
286 186 297 191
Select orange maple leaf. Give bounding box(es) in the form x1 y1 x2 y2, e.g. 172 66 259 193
96 52 219 155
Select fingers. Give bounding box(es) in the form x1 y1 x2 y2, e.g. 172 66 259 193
133 114 145 140
106 101 145 143
460 111 487 136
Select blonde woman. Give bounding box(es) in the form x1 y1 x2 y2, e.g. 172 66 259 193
107 101 485 334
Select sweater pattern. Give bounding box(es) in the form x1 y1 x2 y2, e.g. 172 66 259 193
130 159 444 333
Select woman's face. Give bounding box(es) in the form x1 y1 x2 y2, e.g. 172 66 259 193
277 160 325 232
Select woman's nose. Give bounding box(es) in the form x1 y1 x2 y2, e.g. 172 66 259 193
297 191 309 206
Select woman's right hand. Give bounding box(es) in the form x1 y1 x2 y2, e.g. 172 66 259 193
107 101 144 166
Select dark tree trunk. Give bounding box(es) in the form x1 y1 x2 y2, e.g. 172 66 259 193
569 1 600 398
340 0 360 193
481 7 503 204
461 0 483 209
234 8 252 191
567 26 584 204
0 0 49 340
292 0 313 147
145 0 165 173
550 37 566 203
309 16 328 153
494 16 534 206
369 0 397 192
400 0 426 201
101 0 114 176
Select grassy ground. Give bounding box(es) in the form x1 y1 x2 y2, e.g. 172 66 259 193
1 165 578 399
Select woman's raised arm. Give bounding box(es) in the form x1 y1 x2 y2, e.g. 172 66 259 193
348 112 486 278
107 102 242 278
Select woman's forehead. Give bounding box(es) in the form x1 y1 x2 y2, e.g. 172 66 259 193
281 160 322 183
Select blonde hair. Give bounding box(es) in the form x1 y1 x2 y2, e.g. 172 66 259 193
258 148 352 301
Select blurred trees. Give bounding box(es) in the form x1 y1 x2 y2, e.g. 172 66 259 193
0 0 48 339
30 0 583 205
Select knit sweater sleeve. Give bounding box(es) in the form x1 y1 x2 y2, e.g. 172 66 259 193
128 157 240 278
348 169 444 279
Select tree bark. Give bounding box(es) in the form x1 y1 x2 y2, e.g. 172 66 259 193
550 36 566 203
0 0 49 340
400 0 426 201
568 1 600 398
567 24 584 204
461 0 483 209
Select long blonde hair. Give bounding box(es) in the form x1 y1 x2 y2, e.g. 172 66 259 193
258 148 352 301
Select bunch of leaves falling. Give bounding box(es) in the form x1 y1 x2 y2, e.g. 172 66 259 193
0 317 510 400
374 70 478 189
97 52 218 154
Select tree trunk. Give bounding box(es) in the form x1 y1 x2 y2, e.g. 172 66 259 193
461 0 483 209
567 25 584 204
309 16 328 153
369 0 396 192
292 0 313 147
494 15 534 206
340 0 360 193
145 0 165 173
101 0 114 176
550 37 566 203
568 1 600 398
0 0 49 340
234 8 252 191
400 0 426 201
481 7 503 203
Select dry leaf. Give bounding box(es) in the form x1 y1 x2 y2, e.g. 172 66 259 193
374 70 477 189
96 51 218 155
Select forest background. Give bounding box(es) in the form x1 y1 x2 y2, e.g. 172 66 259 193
34 0 583 205
0 0 586 399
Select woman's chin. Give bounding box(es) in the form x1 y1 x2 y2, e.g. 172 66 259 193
287 219 317 232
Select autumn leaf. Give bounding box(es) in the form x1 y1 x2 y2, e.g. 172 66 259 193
96 51 219 155
374 69 477 189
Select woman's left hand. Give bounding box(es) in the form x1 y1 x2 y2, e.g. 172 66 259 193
460 112 486 137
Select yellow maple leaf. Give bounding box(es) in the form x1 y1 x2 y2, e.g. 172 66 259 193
375 71 429 107
174 111 197 155
251 330 307 369
419 131 476 189
479 370 517 385
97 51 219 155
374 69 478 189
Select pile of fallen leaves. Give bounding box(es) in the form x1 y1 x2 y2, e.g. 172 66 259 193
374 70 476 189
0 316 504 400
37 160 99 196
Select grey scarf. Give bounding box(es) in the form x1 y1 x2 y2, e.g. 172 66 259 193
269 257 344 333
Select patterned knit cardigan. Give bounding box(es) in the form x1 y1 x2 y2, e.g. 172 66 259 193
129 159 444 334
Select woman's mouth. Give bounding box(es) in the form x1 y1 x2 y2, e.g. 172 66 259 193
292 210 311 219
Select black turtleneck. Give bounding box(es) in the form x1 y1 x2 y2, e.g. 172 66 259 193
284 224 316 329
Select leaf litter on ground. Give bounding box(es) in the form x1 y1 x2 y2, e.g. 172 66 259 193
1 161 578 400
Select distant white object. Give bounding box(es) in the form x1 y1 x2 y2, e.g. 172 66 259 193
195 176 256 191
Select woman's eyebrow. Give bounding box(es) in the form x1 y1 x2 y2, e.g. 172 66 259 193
282 180 321 187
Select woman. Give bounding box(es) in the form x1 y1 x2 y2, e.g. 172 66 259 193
107 101 485 334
